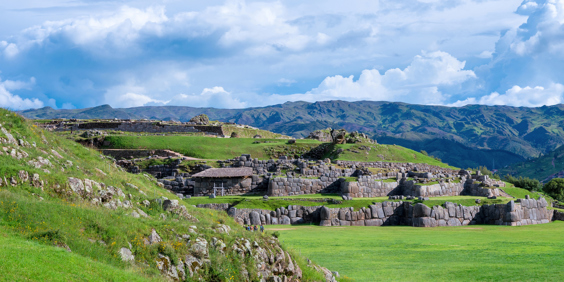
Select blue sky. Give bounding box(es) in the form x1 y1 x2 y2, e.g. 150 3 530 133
0 0 562 109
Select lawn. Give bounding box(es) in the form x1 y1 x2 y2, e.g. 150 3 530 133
271 222 564 281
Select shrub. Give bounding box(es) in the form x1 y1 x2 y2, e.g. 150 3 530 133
504 175 542 191
544 178 564 201
272 231 280 238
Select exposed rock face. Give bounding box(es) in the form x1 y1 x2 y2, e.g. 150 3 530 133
156 254 179 280
119 248 135 262
148 228 162 245
190 238 209 258
189 114 210 125
331 129 347 144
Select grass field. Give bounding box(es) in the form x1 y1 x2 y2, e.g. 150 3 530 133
271 222 564 281
0 229 155 282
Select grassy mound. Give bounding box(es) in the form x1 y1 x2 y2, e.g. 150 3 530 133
101 135 455 168
0 109 331 281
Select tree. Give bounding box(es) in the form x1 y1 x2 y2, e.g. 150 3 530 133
544 178 564 201
504 175 542 191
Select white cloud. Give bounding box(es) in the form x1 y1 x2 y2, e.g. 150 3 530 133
0 78 43 110
450 83 564 107
14 6 168 57
112 92 165 108
277 78 297 86
171 86 247 108
476 50 493 58
263 51 475 105
0 0 536 109
104 82 168 108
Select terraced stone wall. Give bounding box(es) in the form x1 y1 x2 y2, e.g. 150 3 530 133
266 177 343 196
60 122 224 135
200 198 553 228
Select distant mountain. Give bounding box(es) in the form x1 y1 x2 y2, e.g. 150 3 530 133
377 137 525 171
498 145 564 182
21 101 564 170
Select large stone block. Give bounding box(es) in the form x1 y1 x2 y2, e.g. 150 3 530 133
320 206 331 220
365 219 383 226
413 203 432 218
280 215 291 225
319 220 332 226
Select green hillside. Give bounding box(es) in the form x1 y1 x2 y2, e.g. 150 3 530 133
102 135 456 168
378 136 525 170
499 145 564 182
0 109 331 281
20 101 564 164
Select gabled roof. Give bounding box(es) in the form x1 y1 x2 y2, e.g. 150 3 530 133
192 167 253 178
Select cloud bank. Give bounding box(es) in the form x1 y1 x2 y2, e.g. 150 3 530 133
2 0 564 109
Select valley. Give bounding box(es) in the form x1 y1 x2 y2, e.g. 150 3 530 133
2 109 564 281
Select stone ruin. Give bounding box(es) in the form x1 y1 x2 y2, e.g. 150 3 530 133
197 196 553 228
307 128 375 144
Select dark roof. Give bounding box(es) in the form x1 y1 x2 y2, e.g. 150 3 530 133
192 167 253 178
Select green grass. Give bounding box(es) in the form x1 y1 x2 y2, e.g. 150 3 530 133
103 135 321 160
185 195 516 211
0 109 331 281
222 125 290 139
0 229 156 282
101 135 458 169
272 222 564 281
381 178 398 183
332 144 457 169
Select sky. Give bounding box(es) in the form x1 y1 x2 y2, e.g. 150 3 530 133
0 0 563 110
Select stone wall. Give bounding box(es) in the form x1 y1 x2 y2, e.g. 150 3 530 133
334 160 458 176
268 175 511 199
193 177 253 196
101 149 181 160
267 177 343 197
226 205 322 226
59 122 225 135
200 197 552 228
341 177 400 198
400 180 464 197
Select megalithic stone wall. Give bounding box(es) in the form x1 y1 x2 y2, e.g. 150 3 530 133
267 177 343 196
341 178 401 198
198 197 554 228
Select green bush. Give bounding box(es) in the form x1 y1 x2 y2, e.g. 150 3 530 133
504 175 542 191
544 178 564 201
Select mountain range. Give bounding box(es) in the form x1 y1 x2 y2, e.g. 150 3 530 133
21 100 564 170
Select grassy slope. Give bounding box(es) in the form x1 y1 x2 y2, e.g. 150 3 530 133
273 222 564 281
103 136 320 160
0 110 328 281
0 229 155 282
332 143 456 169
222 125 290 139
103 135 456 169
